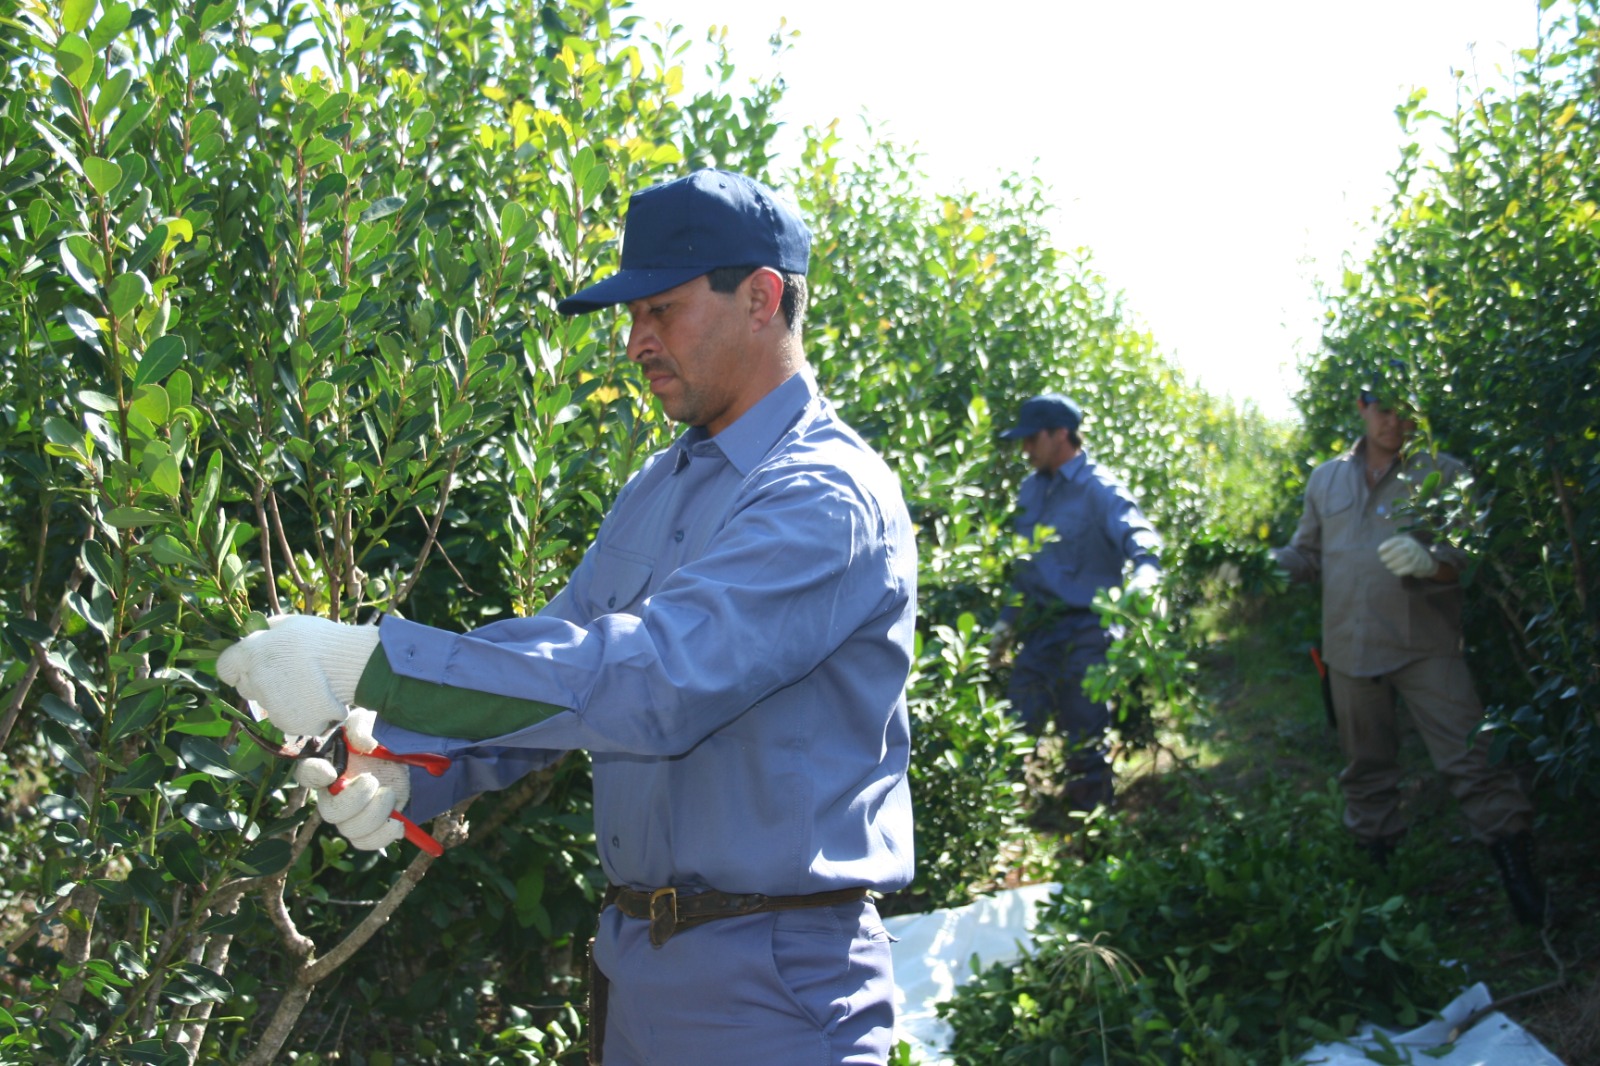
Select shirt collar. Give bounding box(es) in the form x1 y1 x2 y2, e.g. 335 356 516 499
671 371 816 477
1039 450 1089 485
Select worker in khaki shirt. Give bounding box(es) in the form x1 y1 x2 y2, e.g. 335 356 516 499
1271 380 1546 927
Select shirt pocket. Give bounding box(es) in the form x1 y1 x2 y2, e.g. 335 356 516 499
590 545 655 614
1318 478 1359 542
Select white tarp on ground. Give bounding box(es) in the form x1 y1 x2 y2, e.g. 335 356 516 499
1298 982 1564 1065
884 882 1060 1064
885 883 1565 1066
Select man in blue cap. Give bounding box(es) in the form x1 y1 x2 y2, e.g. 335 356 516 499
991 393 1163 813
216 169 917 1064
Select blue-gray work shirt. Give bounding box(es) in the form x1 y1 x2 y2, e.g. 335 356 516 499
1000 451 1162 624
372 371 917 897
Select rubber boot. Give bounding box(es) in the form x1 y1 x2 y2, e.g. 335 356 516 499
1487 830 1548 928
1357 836 1394 870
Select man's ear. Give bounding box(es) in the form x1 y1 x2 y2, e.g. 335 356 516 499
744 267 784 331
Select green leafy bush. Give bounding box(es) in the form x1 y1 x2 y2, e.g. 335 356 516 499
1305 0 1600 800
0 0 1293 1059
938 778 1459 1065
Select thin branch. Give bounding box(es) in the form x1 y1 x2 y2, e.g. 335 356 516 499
251 480 283 616
393 455 459 605
243 811 470 1066
1548 459 1589 615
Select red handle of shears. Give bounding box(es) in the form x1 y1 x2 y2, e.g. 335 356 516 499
392 809 445 857
364 740 452 777
328 733 453 856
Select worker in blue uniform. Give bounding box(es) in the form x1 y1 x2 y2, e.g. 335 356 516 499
990 393 1162 811
218 169 918 1065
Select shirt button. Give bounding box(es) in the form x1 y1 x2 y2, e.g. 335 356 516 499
673 529 685 542
611 835 620 848
607 595 617 608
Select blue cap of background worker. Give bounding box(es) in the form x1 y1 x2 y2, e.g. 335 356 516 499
557 169 812 315
998 394 1083 440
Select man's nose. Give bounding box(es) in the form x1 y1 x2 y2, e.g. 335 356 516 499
625 328 648 362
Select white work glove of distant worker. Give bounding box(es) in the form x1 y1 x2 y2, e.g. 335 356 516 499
1378 535 1440 579
1125 564 1168 620
295 709 408 851
216 614 381 737
987 620 1015 670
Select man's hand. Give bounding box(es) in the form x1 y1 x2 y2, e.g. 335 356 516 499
217 615 381 736
1378 535 1440 579
987 620 1014 670
1125 565 1167 620
1209 561 1242 586
295 709 409 851
1266 547 1295 588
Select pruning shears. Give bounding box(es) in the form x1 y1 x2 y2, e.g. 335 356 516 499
1309 646 1336 731
238 717 453 857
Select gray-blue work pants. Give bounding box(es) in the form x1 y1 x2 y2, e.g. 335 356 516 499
592 897 896 1064
1007 611 1115 807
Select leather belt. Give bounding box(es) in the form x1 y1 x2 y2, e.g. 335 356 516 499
605 884 869 948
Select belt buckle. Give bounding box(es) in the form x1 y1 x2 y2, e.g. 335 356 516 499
647 886 677 948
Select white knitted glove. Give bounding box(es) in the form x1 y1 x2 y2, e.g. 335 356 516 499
217 615 381 736
295 709 409 851
1378 535 1440 579
987 619 1014 669
1210 561 1241 586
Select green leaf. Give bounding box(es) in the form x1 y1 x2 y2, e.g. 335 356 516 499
178 735 239 780
41 694 92 732
106 270 149 318
83 155 122 196
62 0 98 32
197 0 236 33
500 200 526 241
83 539 119 588
60 239 100 294
109 753 166 792
41 721 89 775
160 834 208 885
64 304 103 349
89 66 133 126
89 878 135 906
304 379 337 418
108 687 164 743
88 1 133 50
196 450 222 518
581 163 609 202
149 455 181 497
180 802 246 832
40 794 88 821
105 96 154 158
235 839 292 877
33 116 85 177
360 195 405 223
165 964 233 1005
130 383 170 426
104 506 167 528
167 367 193 409
124 221 167 274
134 335 186 387
149 534 204 569
111 940 149 980
126 868 174 926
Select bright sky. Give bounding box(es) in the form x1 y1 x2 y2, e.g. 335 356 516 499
623 0 1541 420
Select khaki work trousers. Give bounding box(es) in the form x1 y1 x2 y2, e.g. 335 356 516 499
1329 655 1533 845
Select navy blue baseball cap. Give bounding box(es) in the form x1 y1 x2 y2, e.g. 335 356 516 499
557 169 812 315
998 394 1083 439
